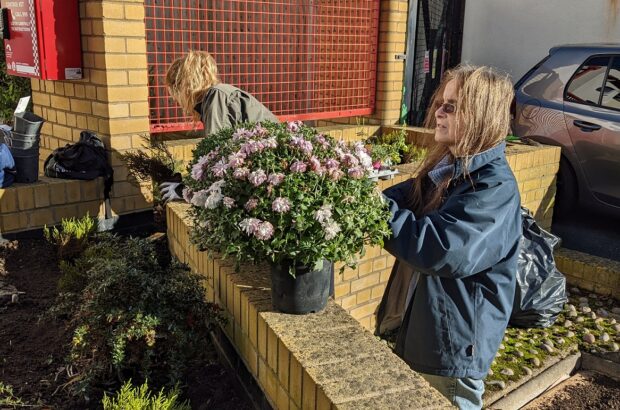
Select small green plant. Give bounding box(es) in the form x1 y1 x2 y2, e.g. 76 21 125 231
102 381 190 410
54 235 223 396
44 213 97 260
365 129 427 165
0 382 24 406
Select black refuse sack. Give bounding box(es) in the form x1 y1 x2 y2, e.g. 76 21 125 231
44 131 114 199
509 207 567 328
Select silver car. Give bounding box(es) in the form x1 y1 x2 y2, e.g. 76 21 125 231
513 44 620 217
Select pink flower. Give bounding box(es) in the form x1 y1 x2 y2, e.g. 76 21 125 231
232 128 253 141
328 168 344 181
290 161 307 173
287 121 302 132
254 123 268 137
254 221 275 240
223 197 236 209
272 197 291 213
191 155 210 181
291 136 313 155
227 151 246 168
240 140 265 155
347 166 364 179
325 158 340 170
248 169 267 186
233 167 250 180
263 137 278 149
239 218 261 235
342 153 359 167
244 197 259 211
268 172 285 186
309 156 325 176
211 159 228 178
182 187 193 203
314 134 330 149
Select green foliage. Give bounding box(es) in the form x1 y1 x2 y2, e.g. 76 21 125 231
44 213 98 260
102 381 190 410
365 129 427 165
0 47 31 124
0 382 24 406
119 135 184 202
54 235 223 395
185 121 391 273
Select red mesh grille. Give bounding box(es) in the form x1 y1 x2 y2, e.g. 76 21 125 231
145 1 380 133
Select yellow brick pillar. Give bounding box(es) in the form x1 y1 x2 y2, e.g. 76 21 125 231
30 0 151 217
369 0 408 125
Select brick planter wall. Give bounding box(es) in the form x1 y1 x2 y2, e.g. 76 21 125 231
166 202 452 410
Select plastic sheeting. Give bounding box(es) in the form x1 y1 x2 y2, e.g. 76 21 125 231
510 207 567 328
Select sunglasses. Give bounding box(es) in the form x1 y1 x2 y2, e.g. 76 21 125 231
439 102 457 114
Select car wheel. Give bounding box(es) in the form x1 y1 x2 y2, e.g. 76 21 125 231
554 156 577 218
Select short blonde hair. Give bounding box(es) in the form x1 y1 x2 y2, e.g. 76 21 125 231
165 51 221 120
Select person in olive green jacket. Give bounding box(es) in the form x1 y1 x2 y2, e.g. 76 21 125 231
160 50 278 201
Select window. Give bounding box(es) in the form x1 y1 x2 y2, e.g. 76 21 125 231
601 57 620 111
565 56 610 106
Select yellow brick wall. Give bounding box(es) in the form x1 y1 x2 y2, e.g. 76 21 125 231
0 178 105 233
31 0 151 217
555 249 620 300
166 203 450 410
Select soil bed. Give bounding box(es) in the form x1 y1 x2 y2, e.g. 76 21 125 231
522 371 620 409
0 237 250 409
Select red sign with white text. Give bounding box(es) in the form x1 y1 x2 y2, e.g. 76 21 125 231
1 0 81 80
3 0 39 77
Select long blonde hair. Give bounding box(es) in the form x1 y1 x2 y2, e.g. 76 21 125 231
409 65 514 215
165 51 221 120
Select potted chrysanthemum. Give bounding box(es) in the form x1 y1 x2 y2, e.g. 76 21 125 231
183 121 390 314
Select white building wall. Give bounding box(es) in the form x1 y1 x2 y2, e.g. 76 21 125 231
461 0 620 82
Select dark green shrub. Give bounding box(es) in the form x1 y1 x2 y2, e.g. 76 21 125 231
55 235 223 396
0 47 31 124
101 381 190 410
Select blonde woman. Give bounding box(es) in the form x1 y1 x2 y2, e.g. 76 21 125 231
381 66 521 409
161 50 278 201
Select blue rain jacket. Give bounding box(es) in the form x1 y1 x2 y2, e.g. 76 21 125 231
383 142 521 379
0 143 15 188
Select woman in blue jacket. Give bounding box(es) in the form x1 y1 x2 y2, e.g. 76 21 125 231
382 66 521 409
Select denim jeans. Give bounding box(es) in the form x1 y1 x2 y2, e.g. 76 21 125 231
419 372 485 410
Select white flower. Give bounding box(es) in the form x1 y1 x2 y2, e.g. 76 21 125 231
248 169 267 187
205 191 223 209
239 218 261 235
190 190 209 207
314 204 333 224
272 197 291 213
324 220 341 240
208 179 226 193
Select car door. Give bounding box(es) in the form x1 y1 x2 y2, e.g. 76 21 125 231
563 55 620 206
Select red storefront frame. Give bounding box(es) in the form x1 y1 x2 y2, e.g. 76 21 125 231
144 1 380 133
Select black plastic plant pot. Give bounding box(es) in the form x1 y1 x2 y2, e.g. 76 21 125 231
270 260 332 314
13 112 45 135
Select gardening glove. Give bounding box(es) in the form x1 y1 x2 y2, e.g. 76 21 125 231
160 181 183 203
